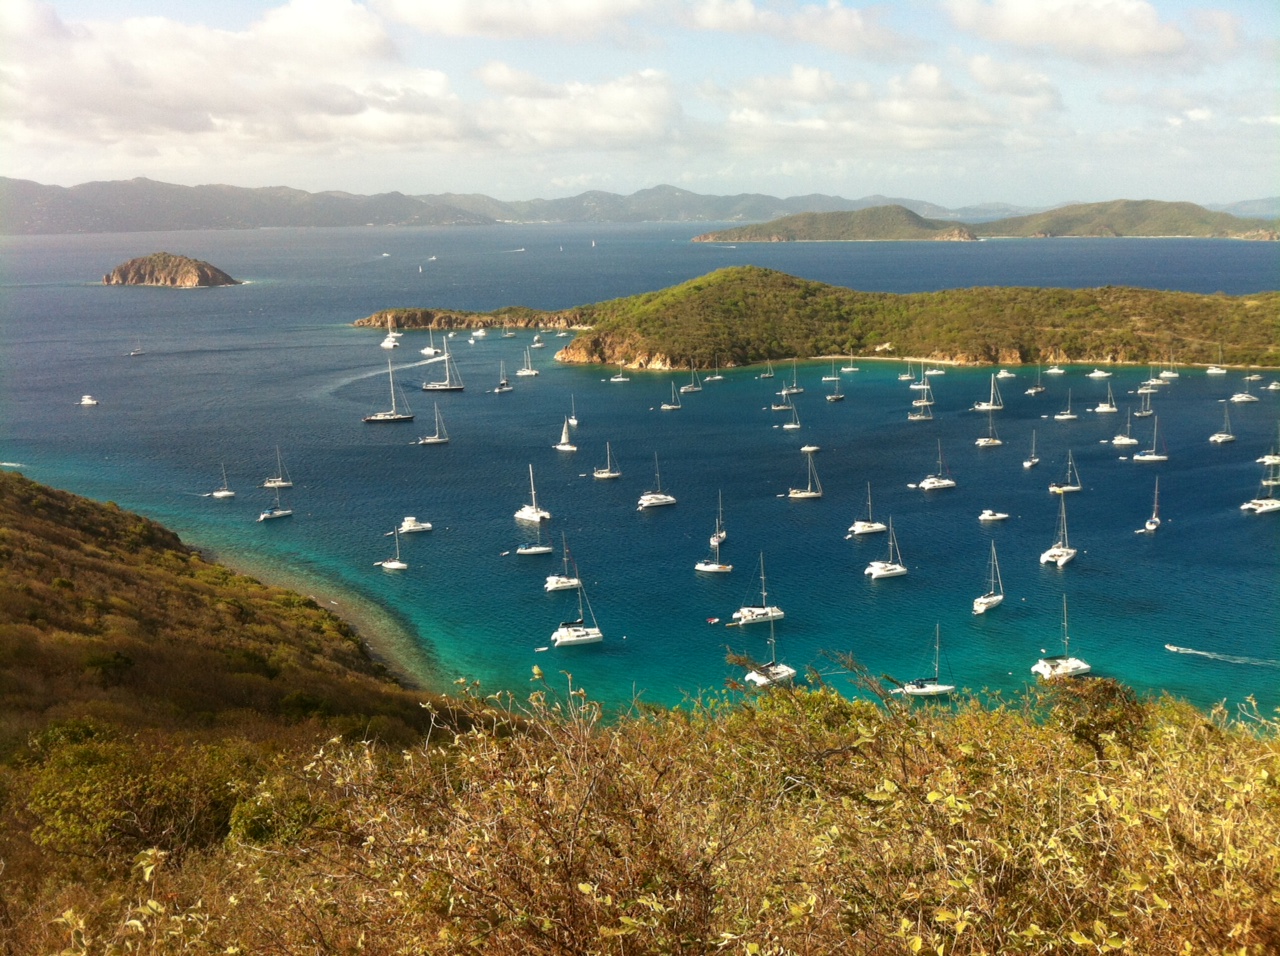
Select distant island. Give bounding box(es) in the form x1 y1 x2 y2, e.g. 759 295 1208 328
103 252 240 287
357 265 1280 368
693 200 1279 243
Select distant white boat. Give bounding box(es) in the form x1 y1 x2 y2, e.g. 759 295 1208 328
1132 415 1168 462
1208 404 1235 443
514 464 551 522
800 443 820 454
516 527 554 555
1207 347 1227 375
788 450 823 499
1086 368 1112 379
421 342 464 392
710 490 727 546
911 382 935 407
759 359 775 379
1048 449 1082 493
529 334 546 349
551 560 604 647
257 487 292 522
781 402 801 430
660 381 682 411
972 541 1004 614
1039 495 1076 568
978 509 1009 522
1134 389 1154 418
898 362 915 382
1045 365 1065 375
553 417 577 452
706 357 724 382
679 363 702 394
1023 428 1041 468
418 403 449 444
975 409 1002 447
892 625 955 696
1230 379 1259 403
826 374 845 402
1112 410 1140 446
568 394 579 427
732 553 784 625
394 516 432 534
924 366 945 376
545 533 582 591
780 358 804 395
996 368 1016 379
375 528 408 570
636 453 677 509
78 394 99 406
1032 595 1091 678
366 358 415 422
696 499 732 573
841 351 859 373
262 446 293 488
593 442 622 480
1139 476 1161 533
420 329 442 356
1092 382 1118 413
1053 389 1077 421
743 614 796 688
210 462 235 499
864 517 908 578
610 364 630 382
1025 365 1046 395
822 360 839 382
515 347 539 377
972 373 1003 411
848 482 887 536
915 440 956 490
494 361 513 393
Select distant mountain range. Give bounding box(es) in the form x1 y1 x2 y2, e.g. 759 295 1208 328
0 176 1276 235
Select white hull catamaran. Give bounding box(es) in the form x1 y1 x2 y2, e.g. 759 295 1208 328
743 614 796 688
732 553 784 625
972 373 1003 412
551 561 604 647
914 440 956 490
1032 595 1091 678
636 453 677 509
848 482 887 536
864 518 908 578
514 464 551 522
1040 495 1077 568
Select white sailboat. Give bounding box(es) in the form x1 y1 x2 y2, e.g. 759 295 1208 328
696 501 732 573
915 440 956 490
759 359 775 379
1208 404 1235 443
841 351 859 373
731 553 784 625
515 347 539 377
1023 429 1040 468
514 464 551 522
847 482 886 536
710 490 727 546
593 442 622 480
610 364 630 382
551 567 604 647
494 361 513 393
1032 595 1091 678
743 615 796 687
1093 383 1118 413
660 381 682 410
822 360 839 382
1025 365 1046 395
421 342 464 391
420 329 442 357
892 625 955 696
516 525 554 555
972 373 1003 411
1053 389 1077 421
679 363 702 393
210 463 235 499
898 362 915 382
706 357 724 382
636 453 677 509
418 403 449 444
1039 495 1077 568
568 395 579 427
1134 390 1155 417
263 447 293 488
364 358 415 422
907 398 932 421
1112 410 1140 446
911 382 935 407
864 517 908 578
1132 415 1168 462
1207 345 1227 375
375 528 408 570
975 409 1002 447
1138 477 1161 533
826 374 845 402
257 487 293 522
788 450 823 499
781 359 804 395
553 417 577 452
781 402 801 430
529 333 546 349
1048 450 1082 493
545 534 582 591
972 541 1004 614
1230 378 1259 403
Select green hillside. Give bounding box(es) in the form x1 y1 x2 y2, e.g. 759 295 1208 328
692 204 974 241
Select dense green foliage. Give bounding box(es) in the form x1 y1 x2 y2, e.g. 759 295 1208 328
359 266 1280 368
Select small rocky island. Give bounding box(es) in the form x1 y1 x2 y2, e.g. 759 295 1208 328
103 252 240 287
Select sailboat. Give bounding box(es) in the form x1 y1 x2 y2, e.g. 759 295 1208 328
1093 382 1118 413
375 528 408 570
696 500 732 573
515 347 539 377
1209 404 1235 443
975 409 1002 447
514 464 551 522
743 614 796 687
1025 365 1046 395
972 374 1003 411
550 565 604 647
912 381 935 407
1134 390 1154 417
788 450 823 499
1039 495 1077 567
1159 353 1179 379
1031 595 1091 678
364 358 415 422
847 482 887 536
263 447 293 488
679 363 702 393
907 396 932 421
1230 378 1259 403
1139 477 1161 533
822 360 839 382
545 533 582 591
568 395 579 427
593 442 622 480
502 324 516 338
759 359 775 379
1207 345 1227 375
972 541 1004 614
826 374 845 402
636 453 677 509
731 553 784 625
1053 389 1077 421
1132 415 1168 462
418 403 449 444
892 625 955 696
530 333 546 349
706 357 724 382
516 524 554 555
257 487 293 522
864 518 908 578
841 351 859 373
494 361 513 393
660 381 682 410
379 315 401 349
419 329 442 357
898 362 915 382
210 463 235 499
421 342 464 392
710 491 727 546
550 417 577 452
1112 410 1140 446
1048 450 1082 493
1023 429 1040 468
915 440 956 490
781 402 801 430
127 339 145 357
781 359 804 395
610 363 630 382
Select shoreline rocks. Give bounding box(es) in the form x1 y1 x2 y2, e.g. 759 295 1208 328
104 252 240 287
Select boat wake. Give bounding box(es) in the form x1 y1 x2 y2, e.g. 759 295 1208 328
1164 645 1280 667
0 461 26 468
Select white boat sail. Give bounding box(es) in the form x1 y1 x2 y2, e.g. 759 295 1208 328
210 463 235 499
1132 415 1168 462
515 347 539 377
421 342 464 391
553 417 577 452
545 533 582 591
610 364 630 382
732 553 784 625
593 442 622 480
972 541 1004 614
1023 429 1040 468
710 490 727 546
257 487 293 522
1048 450 1082 493
365 358 415 422
975 409 1002 447
848 482 887 536
375 528 408 570
1053 389 1077 421
514 464 551 522
679 362 702 393
1112 410 1140 446
551 564 604 647
530 333 546 349
1032 595 1091 678
1138 476 1161 533
788 450 823 499
972 374 1003 411
864 517 908 578
418 403 449 444
892 625 955 696
1093 382 1118 413
660 381 682 410
637 453 677 509
1039 495 1076 568
915 440 956 490
263 447 293 488
494 361 513 393
743 614 796 687
1208 404 1235 443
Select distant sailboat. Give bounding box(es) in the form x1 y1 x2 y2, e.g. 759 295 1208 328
210 463 235 499
710 490 727 546
972 373 1003 411
1132 415 1168 462
1032 595 1091 678
1208 404 1235 443
610 364 630 382
375 528 408 570
972 541 1004 614
864 517 908 578
915 440 956 490
743 614 796 687
975 409 1002 447
545 533 582 591
781 358 804 395
515 347 539 377
1138 477 1161 533
418 403 449 444
781 402 801 430
593 442 622 480
636 453 677 509
732 553 784 625
660 381 682 410
679 363 702 393
568 395 579 427
553 417 577 452
257 487 293 522
1112 410 1140 446
787 450 823 499
1048 450 1082 493
550 563 604 647
364 358 414 422
514 464 551 522
847 482 887 536
1025 365 1045 395
1023 429 1040 468
262 447 293 488
494 361 513 393
1053 389 1077 421
1039 495 1076 568
759 359 775 379
421 342 464 392
1134 390 1154 418
891 625 955 696
1093 382 1118 413
696 498 732 573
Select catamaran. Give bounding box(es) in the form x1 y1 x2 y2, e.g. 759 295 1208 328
743 614 796 688
636 453 677 509
1039 495 1077 568
514 464 551 522
1208 404 1235 443
1112 410 1139 446
545 534 582 591
1093 383 1118 413
892 625 955 696
419 329 442 357
864 518 908 578
972 374 1003 411
975 409 1002 447
1048 450 1082 493
417 403 449 444
393 516 432 534
732 553 784 625
515 347 539 377
915 440 956 490
593 442 622 480
972 541 1004 614
1031 595 1091 678
262 447 293 488
365 358 415 422
551 563 604 647
1231 378 1260 403
848 482 887 536
788 450 823 499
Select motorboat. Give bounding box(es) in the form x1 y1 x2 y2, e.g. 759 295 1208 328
978 509 1009 522
997 368 1016 379
1086 368 1112 379
394 516 432 534
78 394 99 406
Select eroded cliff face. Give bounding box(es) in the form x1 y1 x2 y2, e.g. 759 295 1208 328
103 253 240 287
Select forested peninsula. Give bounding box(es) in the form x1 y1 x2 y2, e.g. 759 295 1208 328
1 470 1278 953
358 265 1280 368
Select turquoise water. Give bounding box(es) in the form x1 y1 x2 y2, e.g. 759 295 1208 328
1 225 1277 711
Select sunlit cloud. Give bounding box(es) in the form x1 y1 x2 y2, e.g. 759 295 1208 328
374 0 649 39
945 0 1188 61
688 0 904 54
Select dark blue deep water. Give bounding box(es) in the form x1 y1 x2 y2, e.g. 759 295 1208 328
2 224 1277 711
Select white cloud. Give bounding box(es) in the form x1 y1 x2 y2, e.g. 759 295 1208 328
945 0 1188 61
688 0 902 55
968 55 1063 120
374 0 649 39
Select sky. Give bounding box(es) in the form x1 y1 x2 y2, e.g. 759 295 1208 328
2 0 1277 207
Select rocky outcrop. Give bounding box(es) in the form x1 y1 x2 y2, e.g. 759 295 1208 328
933 226 978 241
103 252 239 287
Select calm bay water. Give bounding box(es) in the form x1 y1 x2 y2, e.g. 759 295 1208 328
1 224 1277 711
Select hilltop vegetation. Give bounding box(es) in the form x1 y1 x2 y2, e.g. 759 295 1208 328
360 266 1280 368
1 471 1278 952
691 205 976 241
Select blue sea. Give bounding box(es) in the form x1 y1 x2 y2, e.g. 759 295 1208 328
2 224 1278 713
